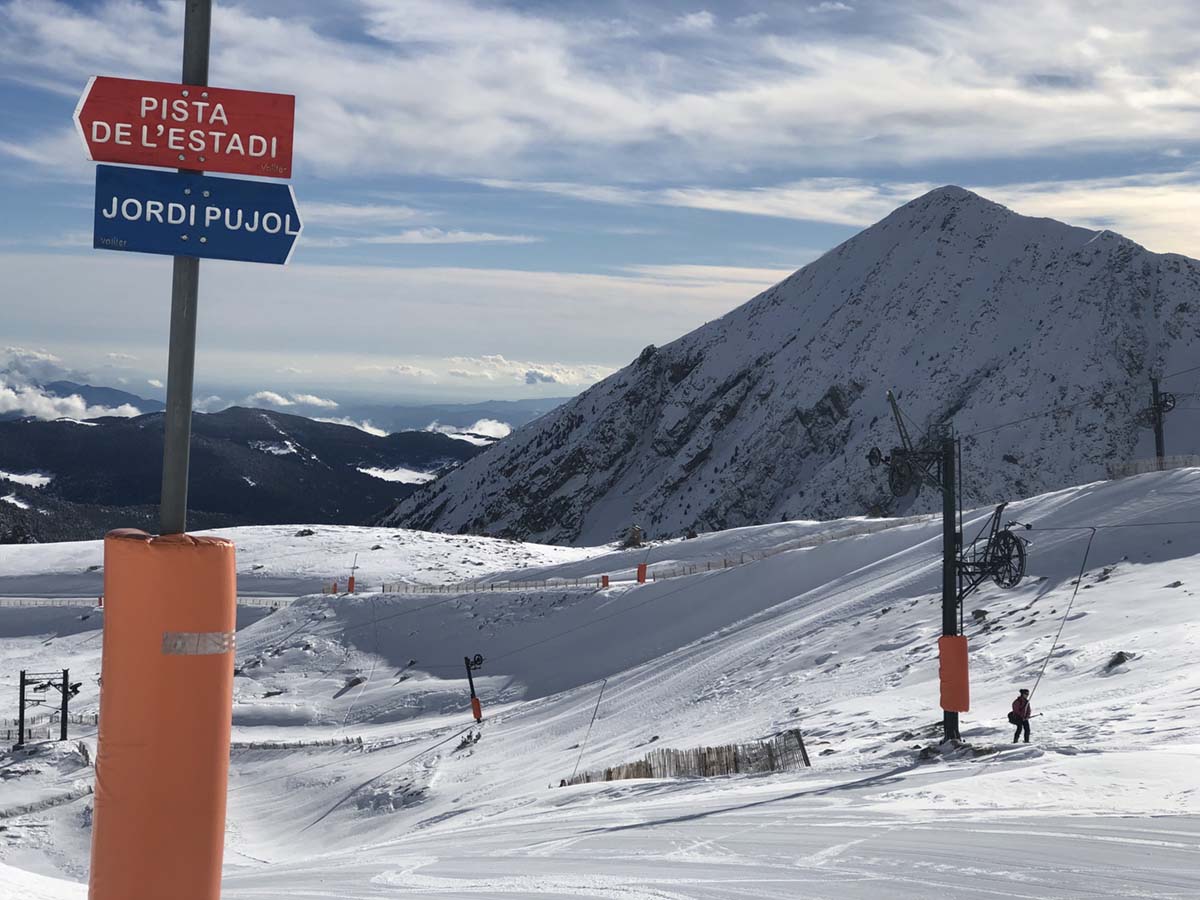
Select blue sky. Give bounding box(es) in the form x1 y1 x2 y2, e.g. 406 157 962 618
2 0 1199 411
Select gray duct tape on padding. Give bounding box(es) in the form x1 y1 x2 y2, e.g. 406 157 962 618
162 632 236 655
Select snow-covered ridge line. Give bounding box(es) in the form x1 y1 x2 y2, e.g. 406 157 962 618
0 469 52 488
356 466 437 484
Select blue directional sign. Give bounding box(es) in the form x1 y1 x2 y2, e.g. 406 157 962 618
93 164 302 265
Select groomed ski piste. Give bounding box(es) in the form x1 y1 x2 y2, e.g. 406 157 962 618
2 470 1199 898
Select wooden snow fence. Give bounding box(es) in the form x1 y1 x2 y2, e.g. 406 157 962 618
1107 455 1200 479
567 729 810 786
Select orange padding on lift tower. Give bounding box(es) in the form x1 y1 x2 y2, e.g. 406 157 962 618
471 696 483 722
938 635 970 712
89 529 236 900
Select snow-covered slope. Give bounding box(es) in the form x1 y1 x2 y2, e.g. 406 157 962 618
384 186 1200 544
2 469 1199 898
0 523 599 600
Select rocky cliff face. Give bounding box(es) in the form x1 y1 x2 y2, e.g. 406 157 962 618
383 186 1200 544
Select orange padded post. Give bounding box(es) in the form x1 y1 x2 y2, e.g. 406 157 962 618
89 529 236 900
471 697 482 722
636 563 647 584
601 575 609 588
347 574 355 594
938 635 970 712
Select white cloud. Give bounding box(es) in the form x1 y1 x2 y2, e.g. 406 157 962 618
734 12 767 28
106 352 138 362
290 393 339 409
968 172 1200 256
359 0 565 48
313 417 388 437
6 0 1200 180
147 378 163 389
2 346 70 383
479 179 648 206
362 228 539 245
308 228 541 248
444 355 613 386
0 128 92 182
480 171 1200 259
465 418 512 438
425 419 510 444
0 255 800 390
243 391 293 407
670 11 715 33
354 363 437 379
480 177 929 227
808 2 852 12
620 264 796 288
243 390 338 409
301 202 424 227
193 395 224 412
0 376 140 420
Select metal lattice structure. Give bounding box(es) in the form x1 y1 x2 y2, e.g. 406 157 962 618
866 390 1028 605
957 502 1028 602
867 390 946 499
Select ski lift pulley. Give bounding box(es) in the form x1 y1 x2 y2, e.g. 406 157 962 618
957 503 1028 602
988 529 1026 588
888 454 918 498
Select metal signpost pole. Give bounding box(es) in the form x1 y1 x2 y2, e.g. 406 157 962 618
83 2 297 893
60 669 69 742
1151 376 1165 471
160 0 211 535
15 670 26 749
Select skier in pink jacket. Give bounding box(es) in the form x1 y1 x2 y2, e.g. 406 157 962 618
1011 689 1032 743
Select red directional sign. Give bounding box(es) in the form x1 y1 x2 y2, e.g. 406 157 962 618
74 75 295 178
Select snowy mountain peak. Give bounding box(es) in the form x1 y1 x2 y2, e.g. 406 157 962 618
887 184 1011 225
385 188 1200 544
903 183 990 208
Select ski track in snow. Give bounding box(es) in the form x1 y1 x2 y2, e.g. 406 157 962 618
2 469 1200 898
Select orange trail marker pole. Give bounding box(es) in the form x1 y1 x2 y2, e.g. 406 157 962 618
938 635 970 713
89 529 236 900
940 434 962 742
636 563 647 584
465 653 484 722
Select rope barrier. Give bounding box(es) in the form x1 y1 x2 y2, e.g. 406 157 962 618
569 678 607 782
1027 527 1096 702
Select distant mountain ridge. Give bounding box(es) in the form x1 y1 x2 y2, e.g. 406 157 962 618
45 381 165 413
336 397 568 433
0 406 480 540
382 186 1200 544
